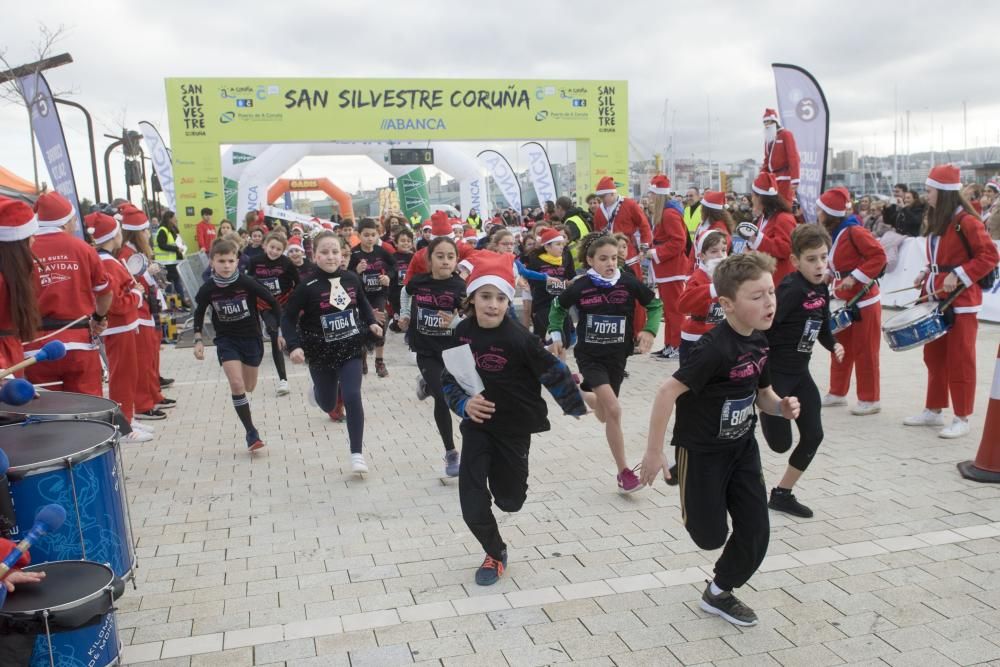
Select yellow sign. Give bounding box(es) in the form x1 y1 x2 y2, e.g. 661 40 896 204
165 77 628 243
288 179 319 190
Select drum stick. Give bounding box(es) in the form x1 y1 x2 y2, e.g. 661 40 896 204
882 286 920 296
26 315 89 345
0 341 67 382
0 504 66 581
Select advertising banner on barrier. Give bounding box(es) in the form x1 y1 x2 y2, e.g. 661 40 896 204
478 149 522 212
771 64 829 223
138 121 175 209
519 141 558 207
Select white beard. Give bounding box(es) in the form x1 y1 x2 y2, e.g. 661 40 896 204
764 125 777 144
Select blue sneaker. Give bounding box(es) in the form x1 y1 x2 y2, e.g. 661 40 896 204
444 450 460 477
246 429 265 452
474 551 507 586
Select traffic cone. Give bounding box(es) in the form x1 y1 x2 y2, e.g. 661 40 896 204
958 343 1000 483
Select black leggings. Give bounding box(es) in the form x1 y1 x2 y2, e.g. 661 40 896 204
262 311 286 381
310 358 364 453
417 353 455 452
760 368 823 472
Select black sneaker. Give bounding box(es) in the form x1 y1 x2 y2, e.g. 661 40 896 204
159 376 175 388
700 581 758 626
474 550 507 586
155 398 177 410
666 463 679 486
768 487 813 518
135 409 167 421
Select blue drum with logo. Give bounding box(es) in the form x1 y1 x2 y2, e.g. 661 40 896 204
0 560 122 667
0 420 135 580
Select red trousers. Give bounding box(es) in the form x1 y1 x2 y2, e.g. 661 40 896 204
657 281 685 349
134 325 164 412
630 265 647 340
104 330 139 422
924 313 978 417
26 348 103 396
830 302 881 402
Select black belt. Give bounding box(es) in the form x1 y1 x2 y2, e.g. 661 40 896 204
40 318 90 331
690 316 707 322
0 330 13 337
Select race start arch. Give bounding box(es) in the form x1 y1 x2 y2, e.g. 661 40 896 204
165 78 628 245
268 178 354 219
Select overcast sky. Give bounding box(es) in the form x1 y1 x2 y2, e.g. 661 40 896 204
3 0 1000 201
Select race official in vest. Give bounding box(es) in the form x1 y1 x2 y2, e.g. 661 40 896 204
683 188 702 237
554 195 591 260
466 209 483 230
154 210 187 301
761 108 801 203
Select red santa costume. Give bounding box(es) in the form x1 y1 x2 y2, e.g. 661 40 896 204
117 205 168 416
646 175 689 354
678 229 727 364
821 187 887 412
0 198 39 374
592 176 653 337
25 193 110 395
196 218 217 254
909 165 1000 435
761 108 800 203
403 212 475 286
87 213 142 425
748 173 798 285
692 191 733 248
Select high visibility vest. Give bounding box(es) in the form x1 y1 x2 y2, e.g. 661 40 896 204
565 214 590 256
409 213 421 228
154 226 179 264
467 215 482 230
683 205 702 236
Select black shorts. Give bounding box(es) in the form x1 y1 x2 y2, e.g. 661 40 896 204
215 336 264 366
577 354 626 395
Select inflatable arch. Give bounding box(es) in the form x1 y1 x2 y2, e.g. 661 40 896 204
267 178 354 219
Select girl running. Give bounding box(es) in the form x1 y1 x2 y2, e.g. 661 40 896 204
389 227 415 333
348 219 395 378
282 232 383 473
524 227 575 348
548 233 663 494
246 232 299 396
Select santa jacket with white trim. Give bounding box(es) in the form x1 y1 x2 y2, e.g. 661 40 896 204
921 208 1000 314
97 250 141 335
678 266 722 339
762 127 801 185
829 218 887 307
750 211 797 284
650 200 690 282
593 196 652 261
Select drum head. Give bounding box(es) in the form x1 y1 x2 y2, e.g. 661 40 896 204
0 391 118 417
0 561 114 616
885 303 936 327
125 253 148 275
0 420 116 473
830 299 847 311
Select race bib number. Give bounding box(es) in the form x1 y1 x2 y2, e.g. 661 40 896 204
260 276 281 295
797 319 821 353
321 309 361 342
363 272 382 292
546 280 566 296
584 314 626 345
212 297 250 323
707 302 725 325
719 393 756 440
397 266 407 282
416 307 450 336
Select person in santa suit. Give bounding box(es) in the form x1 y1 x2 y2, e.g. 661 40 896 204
743 173 798 285
761 108 800 203
0 198 41 375
25 192 112 395
403 211 476 287
903 165 1000 439
693 190 736 252
592 176 653 338
87 212 151 443
816 187 887 416
644 175 689 361
118 203 175 420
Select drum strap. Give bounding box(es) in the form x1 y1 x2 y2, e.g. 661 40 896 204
40 318 90 331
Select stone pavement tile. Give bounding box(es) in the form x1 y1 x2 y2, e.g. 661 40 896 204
833 556 892 577
667 637 739 663
467 627 534 652
558 633 629 661
340 608 400 632
883 648 959 667
830 573 893 596
169 601 227 623
924 593 994 619
768 643 847 667
609 646 683 666
722 627 794 655
832 541 890 559
440 650 509 667
872 583 940 607
827 592 896 616
285 654 350 666
774 620 846 646
451 593 510 616
193 613 251 635
397 600 457 623
525 618 591 644
505 586 562 608
542 597 604 621
823 634 899 662
592 590 656 614
348 643 413 666
314 629 377 653
408 635 474 661
433 613 494 637
928 615 998 642
251 606 308 627
555 579 616 600
878 625 949 652
223 624 284 649
374 620 436 646
283 616 343 641
828 611 897 638
936 636 1000 663
487 605 549 629
132 619 193 643
130 659 191 667
876 602 946 628
580 610 646 635
305 599 362 619
121 642 163 664
714 654 782 667
190 648 255 666
634 600 701 625
161 633 225 659
617 624 686 651
252 638 318 664
672 616 742 642
499 640 570 665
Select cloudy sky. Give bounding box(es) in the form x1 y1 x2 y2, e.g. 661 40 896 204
3 0 999 201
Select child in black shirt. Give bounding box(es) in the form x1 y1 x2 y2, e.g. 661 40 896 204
348 219 396 378
399 237 466 476
193 238 280 451
524 227 575 350
389 228 415 333
762 225 844 518
640 252 800 627
286 236 317 282
442 253 586 586
246 232 300 397
282 232 383 474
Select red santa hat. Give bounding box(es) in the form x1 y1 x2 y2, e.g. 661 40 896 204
751 172 778 197
462 227 478 240
816 187 852 217
762 108 780 124
538 227 565 246
986 180 1000 194
321 221 335 231
701 190 726 210
695 228 727 256
430 211 452 238
285 236 304 254
594 176 618 196
119 204 150 231
0 196 39 242
466 251 516 300
85 212 119 245
648 174 672 195
925 164 961 191
34 191 75 228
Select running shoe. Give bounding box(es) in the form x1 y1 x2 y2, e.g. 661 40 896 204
768 487 813 518
159 376 175 388
444 450 460 477
277 379 290 396
903 409 945 427
131 421 154 434
851 401 881 416
246 429 265 452
821 393 847 408
617 466 643 494
700 581 758 626
154 398 177 410
135 409 167 420
652 346 679 360
351 453 368 473
329 403 346 422
416 375 429 401
375 358 389 378
474 551 507 586
122 430 153 443
939 417 970 439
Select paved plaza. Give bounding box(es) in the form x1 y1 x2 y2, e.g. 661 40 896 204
116 321 1000 666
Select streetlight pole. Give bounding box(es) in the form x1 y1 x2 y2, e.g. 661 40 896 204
54 98 100 203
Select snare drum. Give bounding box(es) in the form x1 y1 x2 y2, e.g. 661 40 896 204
0 560 123 667
0 391 120 424
882 303 950 352
1 421 136 579
829 299 853 335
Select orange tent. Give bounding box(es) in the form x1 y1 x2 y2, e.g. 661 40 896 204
0 166 38 195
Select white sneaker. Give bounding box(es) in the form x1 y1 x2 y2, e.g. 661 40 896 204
308 384 317 408
851 401 881 416
131 421 154 434
903 409 945 427
277 379 290 396
122 430 153 443
939 418 971 439
822 393 847 408
351 453 368 474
